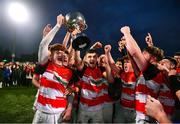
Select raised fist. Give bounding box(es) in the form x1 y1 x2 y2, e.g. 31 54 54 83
43 24 52 37
118 38 126 52
120 26 130 34
57 14 64 26
91 41 102 49
104 45 111 54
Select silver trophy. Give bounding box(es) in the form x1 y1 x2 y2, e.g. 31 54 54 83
64 12 91 50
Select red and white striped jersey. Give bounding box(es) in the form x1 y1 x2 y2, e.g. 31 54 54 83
78 66 108 111
158 81 175 116
36 63 73 114
135 72 165 120
120 72 136 110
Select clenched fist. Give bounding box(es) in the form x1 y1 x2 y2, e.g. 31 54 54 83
57 14 64 26
43 24 52 37
118 37 126 52
120 26 130 34
104 45 111 54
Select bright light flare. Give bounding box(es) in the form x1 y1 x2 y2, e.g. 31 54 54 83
8 2 28 23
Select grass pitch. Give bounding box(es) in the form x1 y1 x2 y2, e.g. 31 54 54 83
0 87 37 123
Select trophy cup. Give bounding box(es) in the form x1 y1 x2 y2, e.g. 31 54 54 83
64 12 91 50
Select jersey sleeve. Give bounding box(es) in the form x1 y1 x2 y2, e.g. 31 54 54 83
143 63 160 80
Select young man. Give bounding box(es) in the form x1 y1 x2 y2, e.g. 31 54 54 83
160 56 180 123
98 54 114 123
74 48 113 123
32 44 74 123
105 45 137 123
120 26 166 123
32 14 76 123
156 57 176 119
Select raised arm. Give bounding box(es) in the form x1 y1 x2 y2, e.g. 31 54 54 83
90 41 102 50
104 46 114 83
127 52 140 77
120 26 148 71
62 31 71 47
74 50 84 71
38 14 64 64
104 45 120 74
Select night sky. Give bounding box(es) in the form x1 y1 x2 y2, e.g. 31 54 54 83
0 0 180 60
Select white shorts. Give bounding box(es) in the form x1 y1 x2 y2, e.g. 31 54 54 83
77 108 104 123
32 110 63 124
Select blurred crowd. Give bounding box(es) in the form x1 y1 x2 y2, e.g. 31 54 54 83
0 61 35 88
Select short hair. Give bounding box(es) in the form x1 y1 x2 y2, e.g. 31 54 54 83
164 56 177 68
50 43 69 54
174 52 180 56
122 55 130 61
144 46 164 61
116 58 123 62
85 49 98 56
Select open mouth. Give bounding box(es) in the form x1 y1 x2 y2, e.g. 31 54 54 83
89 61 95 65
64 59 68 63
124 66 128 71
57 57 63 61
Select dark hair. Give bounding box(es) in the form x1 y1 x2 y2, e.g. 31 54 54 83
50 43 69 54
144 46 164 61
85 49 98 56
116 58 123 62
174 52 180 56
164 56 177 68
122 55 130 61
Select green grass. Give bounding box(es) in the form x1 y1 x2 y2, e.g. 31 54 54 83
0 87 37 123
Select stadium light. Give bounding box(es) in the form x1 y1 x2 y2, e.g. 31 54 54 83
7 2 29 62
8 2 29 23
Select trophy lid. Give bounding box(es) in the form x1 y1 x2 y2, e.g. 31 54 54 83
72 34 91 51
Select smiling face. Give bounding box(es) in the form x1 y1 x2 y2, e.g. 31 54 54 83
51 50 69 66
86 52 98 68
50 44 69 67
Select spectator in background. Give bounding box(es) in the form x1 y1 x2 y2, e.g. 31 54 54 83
3 64 11 87
11 63 21 86
25 63 35 87
0 62 4 88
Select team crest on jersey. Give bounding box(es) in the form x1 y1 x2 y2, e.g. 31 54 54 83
53 71 68 87
82 75 107 86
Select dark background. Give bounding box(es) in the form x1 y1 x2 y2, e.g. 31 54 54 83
0 0 180 61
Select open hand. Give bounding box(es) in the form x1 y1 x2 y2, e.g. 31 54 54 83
145 33 153 46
